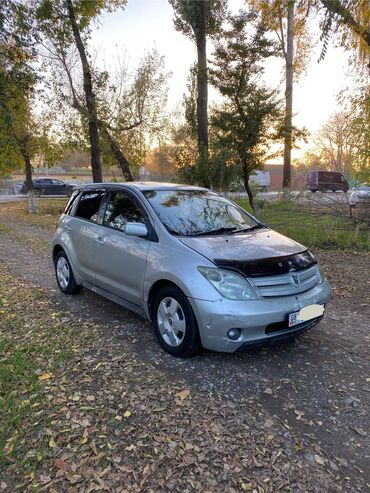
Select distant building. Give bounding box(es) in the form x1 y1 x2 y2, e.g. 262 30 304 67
265 164 306 190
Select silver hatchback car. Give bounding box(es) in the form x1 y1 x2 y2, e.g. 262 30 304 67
52 183 332 357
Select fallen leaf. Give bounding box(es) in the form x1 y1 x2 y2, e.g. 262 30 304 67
38 372 52 381
264 388 273 395
176 389 191 401
314 454 326 465
54 458 71 471
124 410 132 418
49 437 57 448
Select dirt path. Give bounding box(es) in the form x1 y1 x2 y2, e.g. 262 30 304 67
0 212 369 491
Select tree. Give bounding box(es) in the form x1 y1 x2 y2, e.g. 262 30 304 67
251 0 311 188
210 11 282 211
0 85 60 212
36 0 128 183
311 106 369 179
0 0 40 210
316 0 370 63
169 0 227 187
97 50 169 180
41 43 169 180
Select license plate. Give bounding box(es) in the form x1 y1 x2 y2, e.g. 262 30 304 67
289 311 302 327
289 304 325 327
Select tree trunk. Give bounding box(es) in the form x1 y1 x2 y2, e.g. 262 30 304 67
196 14 210 188
242 165 255 213
24 153 37 213
100 126 133 182
66 0 102 183
283 0 294 189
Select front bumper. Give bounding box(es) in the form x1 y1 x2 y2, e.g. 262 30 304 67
188 279 332 352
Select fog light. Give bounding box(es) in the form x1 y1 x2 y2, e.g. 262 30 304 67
227 328 241 340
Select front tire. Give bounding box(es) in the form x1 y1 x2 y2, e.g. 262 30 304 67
54 250 82 295
152 286 201 357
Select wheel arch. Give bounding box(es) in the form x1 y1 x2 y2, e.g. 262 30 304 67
52 244 65 262
147 279 183 322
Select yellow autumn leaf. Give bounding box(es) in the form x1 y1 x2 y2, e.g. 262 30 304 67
81 436 88 444
124 410 132 418
38 372 52 381
49 437 57 448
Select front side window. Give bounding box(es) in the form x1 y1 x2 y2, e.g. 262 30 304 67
75 191 105 222
143 190 259 236
103 191 145 231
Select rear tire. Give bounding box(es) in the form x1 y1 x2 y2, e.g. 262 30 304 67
54 250 82 295
152 286 201 357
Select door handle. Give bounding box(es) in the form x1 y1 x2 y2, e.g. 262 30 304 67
96 237 105 245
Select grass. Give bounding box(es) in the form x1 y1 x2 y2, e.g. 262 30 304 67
0 198 68 229
234 198 369 252
0 196 368 251
0 272 85 473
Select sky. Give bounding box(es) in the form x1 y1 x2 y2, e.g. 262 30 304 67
90 0 356 160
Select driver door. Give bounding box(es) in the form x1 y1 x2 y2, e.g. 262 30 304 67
93 190 150 306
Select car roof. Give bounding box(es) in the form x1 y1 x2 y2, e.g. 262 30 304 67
76 182 208 192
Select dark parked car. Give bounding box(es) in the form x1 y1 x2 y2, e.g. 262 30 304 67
305 170 349 193
21 178 74 197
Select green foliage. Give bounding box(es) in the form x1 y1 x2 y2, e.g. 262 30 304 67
183 63 198 137
36 0 127 40
169 0 227 42
210 11 283 195
0 1 60 179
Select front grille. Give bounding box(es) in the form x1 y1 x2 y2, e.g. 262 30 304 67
250 265 321 298
265 315 323 334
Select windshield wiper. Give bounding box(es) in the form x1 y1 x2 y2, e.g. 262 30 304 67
190 227 238 237
228 224 265 235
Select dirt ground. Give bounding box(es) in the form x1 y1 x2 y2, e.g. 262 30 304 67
0 210 369 492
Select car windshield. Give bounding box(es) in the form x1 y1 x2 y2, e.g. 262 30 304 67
143 190 260 236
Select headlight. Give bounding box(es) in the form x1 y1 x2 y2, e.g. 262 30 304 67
198 267 258 300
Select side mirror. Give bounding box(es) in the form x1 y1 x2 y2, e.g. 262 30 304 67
124 222 148 237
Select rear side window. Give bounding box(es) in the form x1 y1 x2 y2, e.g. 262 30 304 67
318 171 342 183
103 191 145 231
75 191 106 222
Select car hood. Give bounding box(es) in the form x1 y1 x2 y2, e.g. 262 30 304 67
179 228 306 263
